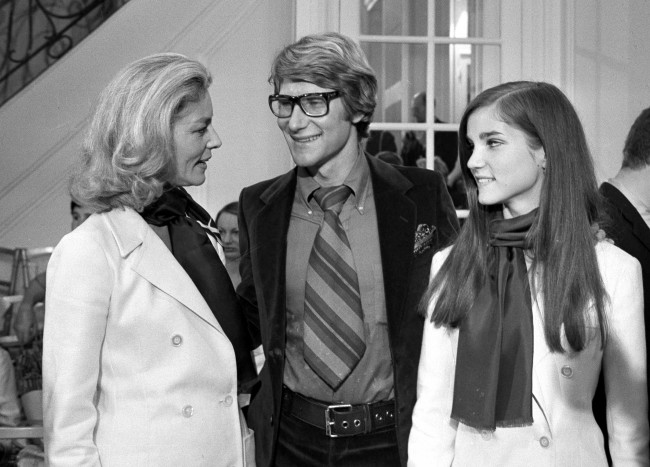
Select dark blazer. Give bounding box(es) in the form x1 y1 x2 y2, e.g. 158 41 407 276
600 182 649 323
238 155 459 467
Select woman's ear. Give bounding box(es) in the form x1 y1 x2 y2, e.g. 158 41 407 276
534 147 546 170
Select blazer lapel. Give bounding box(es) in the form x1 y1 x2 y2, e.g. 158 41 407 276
367 156 416 330
104 208 224 334
253 171 296 337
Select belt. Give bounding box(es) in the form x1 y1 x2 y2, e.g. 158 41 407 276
281 386 395 438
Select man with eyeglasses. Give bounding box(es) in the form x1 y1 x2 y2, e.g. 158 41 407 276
237 32 458 467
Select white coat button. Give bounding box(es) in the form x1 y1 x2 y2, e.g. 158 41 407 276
171 334 183 346
480 430 492 440
224 395 234 407
182 405 194 417
539 436 550 448
560 365 573 378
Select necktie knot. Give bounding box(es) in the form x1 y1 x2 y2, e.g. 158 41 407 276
313 185 352 215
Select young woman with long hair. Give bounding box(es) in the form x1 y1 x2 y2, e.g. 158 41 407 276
408 81 648 466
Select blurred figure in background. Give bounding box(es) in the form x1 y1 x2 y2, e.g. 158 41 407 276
375 150 403 166
365 130 397 156
215 201 242 288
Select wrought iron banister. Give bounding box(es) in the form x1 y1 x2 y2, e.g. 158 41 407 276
0 0 130 107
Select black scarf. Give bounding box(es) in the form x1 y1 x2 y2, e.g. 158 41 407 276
142 187 257 387
451 208 537 430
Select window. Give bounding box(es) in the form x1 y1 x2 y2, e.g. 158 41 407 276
329 0 498 209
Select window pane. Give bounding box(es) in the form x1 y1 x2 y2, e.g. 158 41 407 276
448 0 501 39
359 0 500 39
360 0 428 36
362 42 427 124
363 42 501 124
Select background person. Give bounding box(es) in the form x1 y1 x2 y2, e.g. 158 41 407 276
43 53 255 466
238 32 458 466
215 201 242 288
409 81 649 466
594 106 650 460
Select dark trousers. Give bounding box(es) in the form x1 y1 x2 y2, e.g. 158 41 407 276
273 409 400 467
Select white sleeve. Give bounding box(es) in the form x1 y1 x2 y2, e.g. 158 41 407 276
604 254 649 466
408 250 458 467
43 232 113 467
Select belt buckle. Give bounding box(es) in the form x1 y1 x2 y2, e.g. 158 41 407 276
325 404 353 438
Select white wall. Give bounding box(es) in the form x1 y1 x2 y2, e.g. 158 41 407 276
573 0 650 181
0 0 294 249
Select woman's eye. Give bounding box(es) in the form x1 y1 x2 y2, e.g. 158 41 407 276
196 127 208 135
487 139 501 148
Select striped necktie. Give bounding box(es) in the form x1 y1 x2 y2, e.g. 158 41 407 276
303 185 366 389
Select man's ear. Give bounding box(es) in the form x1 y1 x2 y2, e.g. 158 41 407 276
352 113 365 124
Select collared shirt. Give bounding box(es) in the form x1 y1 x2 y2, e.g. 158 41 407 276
608 178 650 228
284 154 393 404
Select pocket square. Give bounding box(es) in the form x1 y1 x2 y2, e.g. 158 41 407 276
414 223 436 256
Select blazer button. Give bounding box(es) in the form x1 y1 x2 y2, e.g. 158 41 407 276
182 405 194 418
560 365 573 378
539 436 550 448
224 395 234 407
171 334 183 346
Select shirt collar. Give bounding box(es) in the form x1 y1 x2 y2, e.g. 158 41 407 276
296 153 371 215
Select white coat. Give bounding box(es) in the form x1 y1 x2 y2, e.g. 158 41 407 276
409 241 649 466
43 207 254 466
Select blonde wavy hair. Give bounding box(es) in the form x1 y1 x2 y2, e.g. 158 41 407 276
70 53 212 212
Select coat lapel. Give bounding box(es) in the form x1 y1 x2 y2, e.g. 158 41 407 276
253 171 296 341
367 156 416 331
104 208 224 334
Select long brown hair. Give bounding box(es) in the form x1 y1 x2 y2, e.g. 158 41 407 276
421 81 607 352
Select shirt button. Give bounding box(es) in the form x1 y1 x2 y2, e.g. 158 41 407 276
481 430 492 440
224 395 234 407
539 436 550 448
182 405 194 417
560 365 573 378
171 334 183 346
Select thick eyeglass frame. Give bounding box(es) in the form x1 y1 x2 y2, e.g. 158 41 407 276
268 91 341 118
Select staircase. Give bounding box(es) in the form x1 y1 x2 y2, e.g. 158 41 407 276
0 0 130 107
0 0 293 250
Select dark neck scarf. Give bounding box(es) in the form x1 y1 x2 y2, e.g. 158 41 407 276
142 187 257 387
451 208 537 430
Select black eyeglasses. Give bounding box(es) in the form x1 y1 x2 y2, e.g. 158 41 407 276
268 91 341 118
